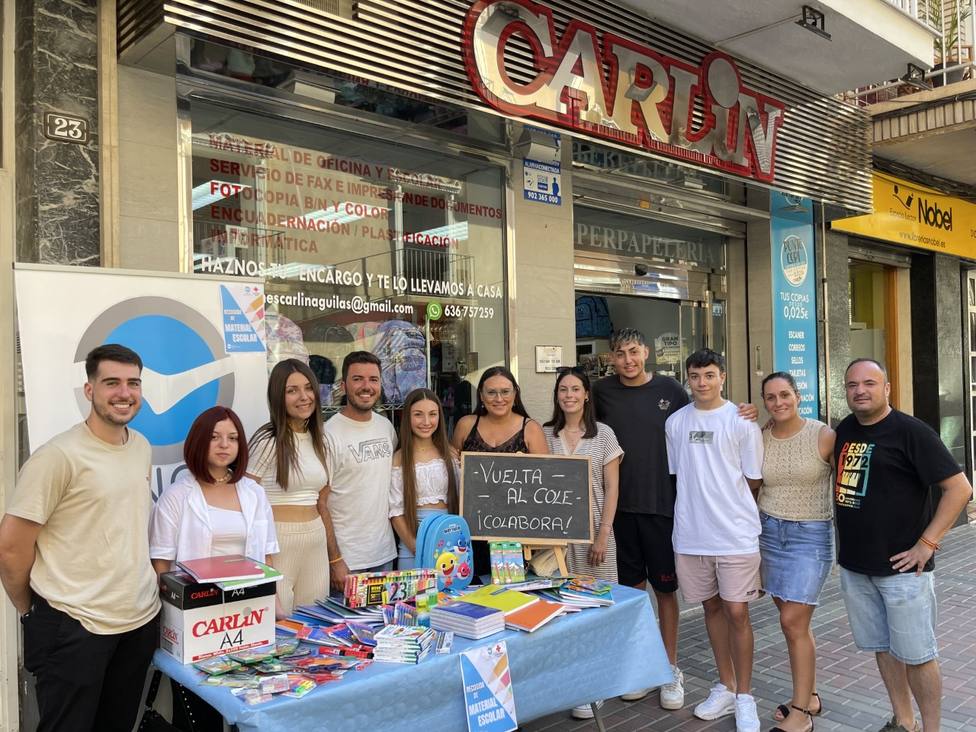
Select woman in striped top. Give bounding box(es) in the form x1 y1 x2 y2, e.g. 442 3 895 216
543 366 624 720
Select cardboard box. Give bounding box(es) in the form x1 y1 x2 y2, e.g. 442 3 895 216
160 571 276 664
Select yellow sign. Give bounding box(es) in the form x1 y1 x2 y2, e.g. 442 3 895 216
832 172 976 260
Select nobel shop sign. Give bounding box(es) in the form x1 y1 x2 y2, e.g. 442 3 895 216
832 173 976 260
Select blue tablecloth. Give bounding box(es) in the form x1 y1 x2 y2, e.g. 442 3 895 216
154 584 671 732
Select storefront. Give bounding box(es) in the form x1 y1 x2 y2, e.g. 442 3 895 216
106 0 874 418
2 0 888 722
833 171 976 483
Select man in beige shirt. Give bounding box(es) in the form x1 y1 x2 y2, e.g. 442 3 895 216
0 344 161 732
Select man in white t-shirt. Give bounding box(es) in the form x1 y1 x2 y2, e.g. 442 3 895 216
323 351 397 590
665 349 764 732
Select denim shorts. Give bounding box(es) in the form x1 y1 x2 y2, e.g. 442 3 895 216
839 567 939 664
758 512 834 605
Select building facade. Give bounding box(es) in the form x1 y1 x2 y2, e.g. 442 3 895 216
0 0 945 727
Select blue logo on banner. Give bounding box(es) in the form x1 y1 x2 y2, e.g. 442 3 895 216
74 297 234 464
105 315 220 445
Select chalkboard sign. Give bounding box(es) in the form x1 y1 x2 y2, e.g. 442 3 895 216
460 452 592 544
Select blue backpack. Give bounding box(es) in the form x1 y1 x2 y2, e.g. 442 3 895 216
575 295 612 338
416 514 473 592
373 320 427 404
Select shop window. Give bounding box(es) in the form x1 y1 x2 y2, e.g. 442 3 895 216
184 39 502 142
188 101 506 423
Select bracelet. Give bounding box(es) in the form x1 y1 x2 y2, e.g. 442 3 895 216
328 556 344 564
919 536 940 551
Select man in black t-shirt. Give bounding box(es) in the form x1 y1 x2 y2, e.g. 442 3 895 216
591 328 755 709
835 359 972 732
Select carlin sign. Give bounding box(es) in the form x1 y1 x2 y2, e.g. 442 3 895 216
463 0 786 182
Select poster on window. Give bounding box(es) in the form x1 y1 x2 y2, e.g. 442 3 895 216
14 265 269 499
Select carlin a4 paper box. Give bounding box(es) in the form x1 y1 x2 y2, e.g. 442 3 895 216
160 571 276 664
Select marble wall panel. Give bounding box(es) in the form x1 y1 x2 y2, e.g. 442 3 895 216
15 0 99 265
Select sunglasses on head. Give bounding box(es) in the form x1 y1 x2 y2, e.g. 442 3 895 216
556 365 586 375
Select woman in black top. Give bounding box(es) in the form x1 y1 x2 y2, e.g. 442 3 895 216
451 367 548 576
451 367 549 454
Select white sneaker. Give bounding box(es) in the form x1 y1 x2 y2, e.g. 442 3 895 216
571 700 603 719
734 693 760 732
693 683 736 720
659 665 685 710
620 687 650 701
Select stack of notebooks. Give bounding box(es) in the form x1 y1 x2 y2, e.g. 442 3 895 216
176 554 282 590
429 601 505 639
505 599 564 633
461 584 540 615
372 625 436 664
555 577 614 608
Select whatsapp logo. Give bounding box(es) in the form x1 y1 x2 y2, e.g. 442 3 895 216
426 301 443 320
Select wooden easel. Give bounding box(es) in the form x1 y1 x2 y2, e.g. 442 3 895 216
522 542 569 577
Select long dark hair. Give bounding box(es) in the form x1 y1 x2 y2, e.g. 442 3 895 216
544 367 598 439
398 388 459 536
761 371 799 397
248 359 328 490
473 366 530 418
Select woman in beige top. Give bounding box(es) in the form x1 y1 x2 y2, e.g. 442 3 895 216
759 372 835 732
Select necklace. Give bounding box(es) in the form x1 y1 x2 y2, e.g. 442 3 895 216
212 468 233 484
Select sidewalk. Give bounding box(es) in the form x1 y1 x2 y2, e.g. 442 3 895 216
525 522 976 732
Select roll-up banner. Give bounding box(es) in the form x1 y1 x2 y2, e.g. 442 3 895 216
14 265 269 498
770 193 820 418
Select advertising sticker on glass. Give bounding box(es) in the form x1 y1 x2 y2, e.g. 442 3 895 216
189 103 506 414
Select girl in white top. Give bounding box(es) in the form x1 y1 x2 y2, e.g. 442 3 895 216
390 388 459 569
149 406 278 572
247 359 331 615
150 405 278 732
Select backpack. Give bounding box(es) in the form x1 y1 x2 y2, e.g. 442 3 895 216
416 513 473 592
372 320 427 404
575 295 612 338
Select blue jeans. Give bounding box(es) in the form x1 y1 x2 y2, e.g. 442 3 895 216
839 567 938 664
758 512 833 605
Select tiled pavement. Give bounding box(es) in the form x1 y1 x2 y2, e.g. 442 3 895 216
525 521 976 732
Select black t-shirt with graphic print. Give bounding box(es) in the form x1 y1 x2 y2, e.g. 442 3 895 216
592 373 689 517
833 409 960 576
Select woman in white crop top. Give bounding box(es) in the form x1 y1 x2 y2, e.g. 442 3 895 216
149 406 278 730
247 359 331 615
390 389 459 569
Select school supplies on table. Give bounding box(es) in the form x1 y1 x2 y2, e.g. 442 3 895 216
490 541 526 584
429 600 505 640
372 624 437 664
343 569 437 608
504 599 565 633
460 584 539 616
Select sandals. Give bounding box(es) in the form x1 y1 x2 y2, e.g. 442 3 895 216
770 704 814 732
774 692 822 722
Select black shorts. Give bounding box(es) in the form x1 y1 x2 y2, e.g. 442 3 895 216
613 512 678 592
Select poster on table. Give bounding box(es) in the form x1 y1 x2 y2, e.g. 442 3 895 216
460 641 517 732
769 192 820 418
14 265 269 499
